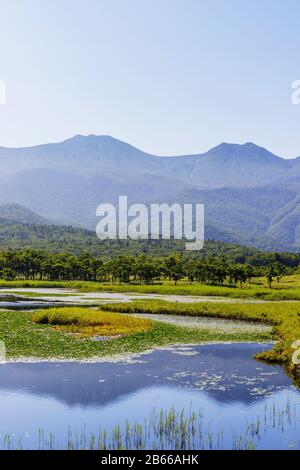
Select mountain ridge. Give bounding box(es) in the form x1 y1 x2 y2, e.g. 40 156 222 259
0 135 292 161
0 135 299 251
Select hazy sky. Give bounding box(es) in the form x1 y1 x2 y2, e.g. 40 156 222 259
0 0 300 157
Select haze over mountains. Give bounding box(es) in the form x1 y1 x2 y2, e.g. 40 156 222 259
0 135 300 251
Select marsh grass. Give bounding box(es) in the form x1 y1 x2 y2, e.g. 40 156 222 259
1 400 297 450
0 291 81 298
101 300 300 373
0 308 268 360
3 274 300 300
33 307 152 337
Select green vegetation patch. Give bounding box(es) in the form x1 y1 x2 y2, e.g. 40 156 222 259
102 300 300 376
0 308 268 361
0 291 80 298
3 276 300 300
33 307 152 337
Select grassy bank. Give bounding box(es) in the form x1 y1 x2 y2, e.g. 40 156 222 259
0 291 81 298
102 300 300 376
0 308 269 361
2 275 300 300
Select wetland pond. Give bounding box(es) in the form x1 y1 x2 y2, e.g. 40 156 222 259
1 343 300 450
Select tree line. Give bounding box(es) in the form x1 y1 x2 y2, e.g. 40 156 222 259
0 249 291 287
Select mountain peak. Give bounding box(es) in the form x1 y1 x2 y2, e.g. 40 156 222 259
63 134 113 143
206 142 282 162
62 134 140 149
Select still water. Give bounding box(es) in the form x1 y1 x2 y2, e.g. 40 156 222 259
0 343 299 450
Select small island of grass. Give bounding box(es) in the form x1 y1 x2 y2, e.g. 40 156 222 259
0 305 270 362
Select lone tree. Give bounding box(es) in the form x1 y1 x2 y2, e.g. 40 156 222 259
272 261 288 283
265 264 276 288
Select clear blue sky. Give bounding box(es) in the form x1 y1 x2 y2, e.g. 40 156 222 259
0 0 300 157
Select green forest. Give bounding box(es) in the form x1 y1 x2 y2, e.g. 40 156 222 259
0 248 295 288
0 221 300 262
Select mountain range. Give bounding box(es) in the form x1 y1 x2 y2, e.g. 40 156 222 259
0 135 299 251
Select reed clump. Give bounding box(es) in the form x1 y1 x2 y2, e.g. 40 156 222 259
1 400 297 450
33 307 153 337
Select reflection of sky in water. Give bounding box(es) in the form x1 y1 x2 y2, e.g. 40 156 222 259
0 343 299 449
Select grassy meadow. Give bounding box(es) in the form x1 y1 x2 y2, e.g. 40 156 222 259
2 273 300 300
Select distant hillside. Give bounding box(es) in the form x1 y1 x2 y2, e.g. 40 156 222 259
0 204 53 225
0 220 298 267
0 135 300 250
173 183 300 252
